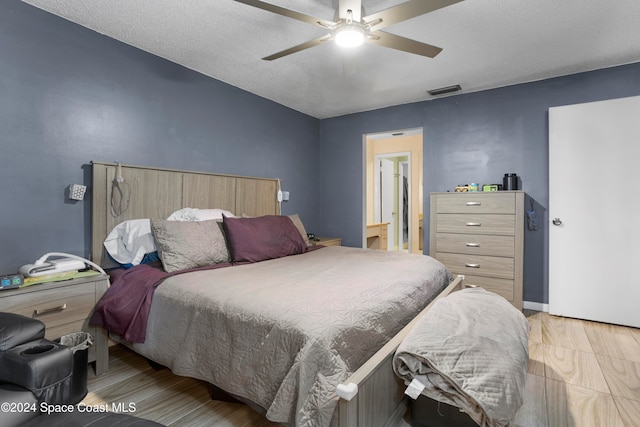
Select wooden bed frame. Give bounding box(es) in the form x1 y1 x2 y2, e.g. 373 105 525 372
91 161 280 269
90 161 464 427
337 276 463 427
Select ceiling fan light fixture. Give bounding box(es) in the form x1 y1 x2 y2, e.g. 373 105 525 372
235 0 460 60
334 24 365 48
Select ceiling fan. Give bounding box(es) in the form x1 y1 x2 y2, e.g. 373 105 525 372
233 0 463 60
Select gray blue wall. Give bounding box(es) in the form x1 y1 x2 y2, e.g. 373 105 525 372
319 63 640 304
2 1 640 304
1 1 319 273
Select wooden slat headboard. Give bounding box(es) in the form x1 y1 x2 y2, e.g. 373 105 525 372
91 161 280 267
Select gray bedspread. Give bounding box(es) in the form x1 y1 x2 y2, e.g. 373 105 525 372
393 288 529 427
129 246 451 427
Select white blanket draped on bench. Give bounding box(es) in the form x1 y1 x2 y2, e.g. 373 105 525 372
393 288 529 427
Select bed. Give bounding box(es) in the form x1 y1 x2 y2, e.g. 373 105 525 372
90 162 464 427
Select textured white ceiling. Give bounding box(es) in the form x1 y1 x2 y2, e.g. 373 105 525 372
22 0 640 118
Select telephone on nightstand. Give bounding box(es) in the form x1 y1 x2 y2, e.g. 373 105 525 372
18 252 106 277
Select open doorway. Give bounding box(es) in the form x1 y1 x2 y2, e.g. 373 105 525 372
364 129 423 254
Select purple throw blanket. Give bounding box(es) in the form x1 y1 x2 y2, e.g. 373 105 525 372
90 261 232 343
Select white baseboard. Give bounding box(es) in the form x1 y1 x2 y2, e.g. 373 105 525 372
523 301 549 312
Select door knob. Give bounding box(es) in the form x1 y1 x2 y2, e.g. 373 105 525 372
552 218 563 226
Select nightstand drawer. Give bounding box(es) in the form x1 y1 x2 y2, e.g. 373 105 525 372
46 322 93 342
435 193 515 214
0 285 94 338
436 214 515 235
436 253 514 279
435 233 515 257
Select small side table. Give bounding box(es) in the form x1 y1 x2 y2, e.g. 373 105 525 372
314 236 342 247
0 274 110 375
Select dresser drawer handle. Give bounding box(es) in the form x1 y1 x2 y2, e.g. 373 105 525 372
466 202 481 206
466 242 480 247
35 304 67 316
465 263 480 268
466 222 481 227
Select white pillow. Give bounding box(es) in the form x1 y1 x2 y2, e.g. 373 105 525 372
103 219 157 265
167 208 235 221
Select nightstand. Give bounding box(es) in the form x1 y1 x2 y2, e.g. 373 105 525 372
314 236 342 246
0 274 110 375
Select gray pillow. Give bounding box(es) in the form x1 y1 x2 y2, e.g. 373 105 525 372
288 214 311 247
150 219 230 272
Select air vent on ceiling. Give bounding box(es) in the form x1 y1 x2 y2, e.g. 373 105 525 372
427 84 462 96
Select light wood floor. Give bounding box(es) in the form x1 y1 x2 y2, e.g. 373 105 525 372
83 344 284 427
511 311 640 427
82 311 640 426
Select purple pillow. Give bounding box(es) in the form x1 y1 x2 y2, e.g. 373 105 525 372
222 215 308 262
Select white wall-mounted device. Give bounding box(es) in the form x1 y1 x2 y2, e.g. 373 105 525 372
69 184 87 201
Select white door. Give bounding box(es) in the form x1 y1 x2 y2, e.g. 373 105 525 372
549 96 640 327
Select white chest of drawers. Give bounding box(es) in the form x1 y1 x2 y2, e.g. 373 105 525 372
430 191 524 310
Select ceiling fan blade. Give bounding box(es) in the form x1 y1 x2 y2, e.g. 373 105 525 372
263 34 332 61
364 0 463 32
233 0 335 28
367 31 442 58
